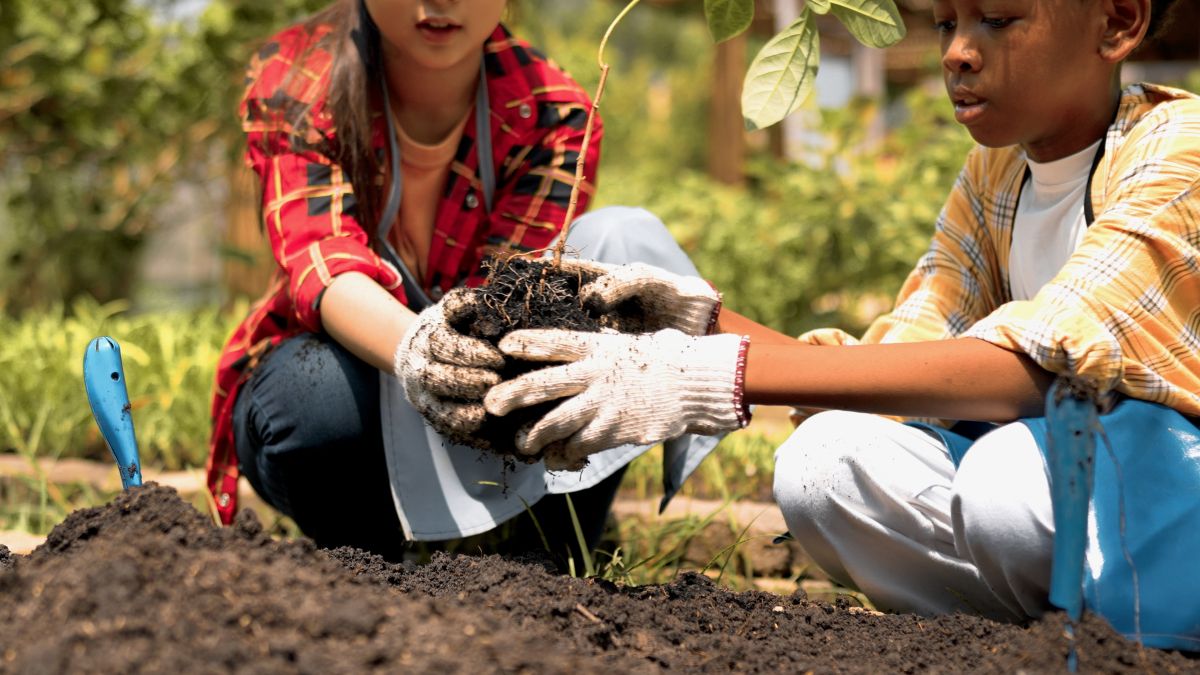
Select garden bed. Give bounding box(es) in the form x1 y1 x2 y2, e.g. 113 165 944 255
0 484 1195 673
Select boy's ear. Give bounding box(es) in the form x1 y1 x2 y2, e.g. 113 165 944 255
1098 0 1150 63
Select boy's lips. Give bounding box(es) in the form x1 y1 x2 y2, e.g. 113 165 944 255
950 88 988 125
416 17 462 43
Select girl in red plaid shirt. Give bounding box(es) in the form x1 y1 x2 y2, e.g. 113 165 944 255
210 0 723 564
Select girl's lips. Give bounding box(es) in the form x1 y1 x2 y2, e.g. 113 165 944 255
417 19 462 44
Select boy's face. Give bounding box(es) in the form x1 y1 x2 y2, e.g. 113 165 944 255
933 0 1118 161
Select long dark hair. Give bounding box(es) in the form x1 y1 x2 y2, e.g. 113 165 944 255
284 0 386 239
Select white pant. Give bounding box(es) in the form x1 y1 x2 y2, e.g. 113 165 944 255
772 411 1055 620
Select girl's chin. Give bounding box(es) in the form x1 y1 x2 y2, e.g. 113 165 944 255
394 45 473 72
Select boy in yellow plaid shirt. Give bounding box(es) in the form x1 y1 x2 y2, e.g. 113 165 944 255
406 0 1198 648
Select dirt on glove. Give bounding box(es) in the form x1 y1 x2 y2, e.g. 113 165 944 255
448 256 611 462
1 483 1196 674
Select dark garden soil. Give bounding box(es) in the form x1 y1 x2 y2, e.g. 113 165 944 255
1 485 1197 674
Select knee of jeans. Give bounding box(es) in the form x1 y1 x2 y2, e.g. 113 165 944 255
565 206 677 264
241 337 374 456
772 411 863 515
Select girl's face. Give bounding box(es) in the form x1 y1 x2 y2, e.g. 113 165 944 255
933 0 1119 161
365 0 507 71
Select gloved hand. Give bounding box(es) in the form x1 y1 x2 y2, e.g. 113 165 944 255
394 288 505 447
483 328 751 468
558 259 721 336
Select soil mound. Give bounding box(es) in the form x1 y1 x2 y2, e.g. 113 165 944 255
1 485 1196 674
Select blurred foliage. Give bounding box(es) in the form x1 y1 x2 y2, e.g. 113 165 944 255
737 0 905 130
622 431 783 504
605 84 975 337
0 0 714 314
0 0 975 470
0 297 240 470
511 0 715 179
1181 69 1200 94
0 295 784 505
0 0 325 315
519 1 972 337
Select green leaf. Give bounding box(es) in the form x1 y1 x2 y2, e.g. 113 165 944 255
829 0 906 48
703 0 754 43
740 11 819 131
807 0 832 15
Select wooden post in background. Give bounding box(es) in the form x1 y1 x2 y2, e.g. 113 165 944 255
221 161 273 301
707 32 747 185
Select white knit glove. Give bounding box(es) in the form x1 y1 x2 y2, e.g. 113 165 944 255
483 328 750 468
559 259 721 336
394 289 505 443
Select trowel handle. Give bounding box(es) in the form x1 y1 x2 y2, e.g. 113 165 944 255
83 337 143 490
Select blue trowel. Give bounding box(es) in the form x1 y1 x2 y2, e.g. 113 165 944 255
83 337 143 490
1045 378 1100 672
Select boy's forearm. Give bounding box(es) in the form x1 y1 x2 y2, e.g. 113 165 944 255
744 337 1054 422
715 308 800 345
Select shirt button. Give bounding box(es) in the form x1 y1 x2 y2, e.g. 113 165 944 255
465 192 479 209
518 103 533 119
430 287 444 301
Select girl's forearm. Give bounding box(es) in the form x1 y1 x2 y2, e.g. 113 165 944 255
744 338 1054 422
320 272 417 372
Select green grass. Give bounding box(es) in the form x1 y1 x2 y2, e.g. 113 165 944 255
620 430 785 504
0 297 241 472
0 300 795 592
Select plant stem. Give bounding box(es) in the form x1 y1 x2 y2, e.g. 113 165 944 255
553 0 642 265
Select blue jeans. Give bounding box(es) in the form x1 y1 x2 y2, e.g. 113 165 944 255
233 332 625 562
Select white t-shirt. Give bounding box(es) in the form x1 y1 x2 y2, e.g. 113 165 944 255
1009 139 1103 301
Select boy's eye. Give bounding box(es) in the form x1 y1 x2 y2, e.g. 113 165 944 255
982 17 1014 29
934 19 956 33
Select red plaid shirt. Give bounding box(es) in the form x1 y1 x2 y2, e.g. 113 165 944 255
207 22 602 525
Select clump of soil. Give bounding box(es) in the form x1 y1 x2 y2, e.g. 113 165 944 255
448 256 608 460
458 257 605 343
2 484 1196 674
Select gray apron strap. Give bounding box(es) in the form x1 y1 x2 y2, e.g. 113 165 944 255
475 57 495 213
377 56 495 311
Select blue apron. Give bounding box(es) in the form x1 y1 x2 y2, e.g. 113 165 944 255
915 398 1200 651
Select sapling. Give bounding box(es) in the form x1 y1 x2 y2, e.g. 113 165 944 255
432 0 908 462
439 0 646 463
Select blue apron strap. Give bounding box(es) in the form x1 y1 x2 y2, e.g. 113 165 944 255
377 55 495 312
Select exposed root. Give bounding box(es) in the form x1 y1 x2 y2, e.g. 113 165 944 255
445 257 605 459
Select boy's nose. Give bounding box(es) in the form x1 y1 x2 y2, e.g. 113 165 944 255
943 38 982 73
940 45 979 73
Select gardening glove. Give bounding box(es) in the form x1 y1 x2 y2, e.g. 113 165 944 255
394 288 505 442
484 328 751 468
558 259 722 336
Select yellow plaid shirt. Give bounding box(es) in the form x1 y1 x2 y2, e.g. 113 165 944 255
801 83 1200 416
